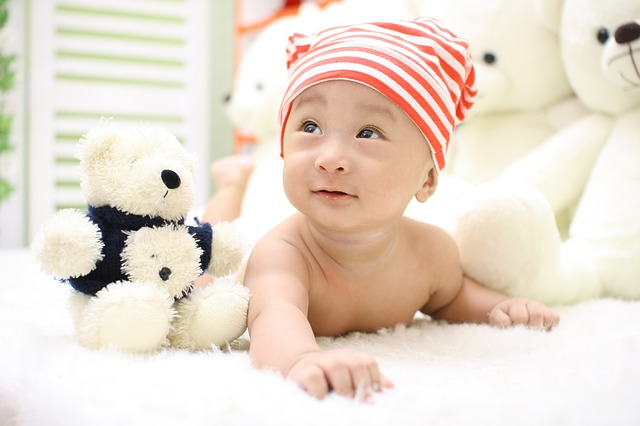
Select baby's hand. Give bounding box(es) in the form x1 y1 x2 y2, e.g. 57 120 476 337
489 298 559 330
287 350 393 400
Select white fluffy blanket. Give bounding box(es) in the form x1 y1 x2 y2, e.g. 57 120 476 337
1 248 639 426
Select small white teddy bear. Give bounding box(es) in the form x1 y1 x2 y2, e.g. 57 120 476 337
33 121 250 352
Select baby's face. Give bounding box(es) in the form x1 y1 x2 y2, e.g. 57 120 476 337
282 80 436 232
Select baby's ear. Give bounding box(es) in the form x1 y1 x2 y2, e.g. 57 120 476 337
415 167 438 203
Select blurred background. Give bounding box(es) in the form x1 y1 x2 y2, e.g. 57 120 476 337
0 0 322 249
0 0 590 251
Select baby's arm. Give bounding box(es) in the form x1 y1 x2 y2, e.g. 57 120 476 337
422 230 559 330
433 275 559 330
244 236 390 399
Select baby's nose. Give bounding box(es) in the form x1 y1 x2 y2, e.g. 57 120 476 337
315 139 349 173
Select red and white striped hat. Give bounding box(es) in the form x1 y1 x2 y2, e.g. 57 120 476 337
278 17 477 172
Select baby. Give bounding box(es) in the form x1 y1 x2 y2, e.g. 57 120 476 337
242 17 560 400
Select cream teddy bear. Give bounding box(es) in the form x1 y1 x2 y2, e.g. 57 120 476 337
418 0 583 185
34 122 250 352
405 0 585 234
453 0 640 304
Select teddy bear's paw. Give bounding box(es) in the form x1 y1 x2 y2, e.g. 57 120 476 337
451 182 561 300
169 280 250 351
32 209 104 279
209 222 246 278
122 225 202 299
75 281 175 353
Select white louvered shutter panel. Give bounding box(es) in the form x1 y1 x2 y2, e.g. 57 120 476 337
28 0 212 240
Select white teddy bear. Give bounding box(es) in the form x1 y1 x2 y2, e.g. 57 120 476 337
418 0 583 184
404 0 585 234
453 0 640 305
33 121 250 352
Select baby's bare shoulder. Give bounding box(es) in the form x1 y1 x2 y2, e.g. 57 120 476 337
246 216 309 273
403 217 457 253
402 217 462 294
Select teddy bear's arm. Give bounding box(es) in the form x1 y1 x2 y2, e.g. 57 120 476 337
497 112 613 214
188 221 245 278
33 209 104 279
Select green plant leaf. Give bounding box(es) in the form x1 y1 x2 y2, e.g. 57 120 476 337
0 10 8 28
0 54 16 92
0 179 13 202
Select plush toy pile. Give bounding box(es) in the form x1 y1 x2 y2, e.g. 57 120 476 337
419 0 583 185
452 0 640 305
405 0 585 233
33 121 250 353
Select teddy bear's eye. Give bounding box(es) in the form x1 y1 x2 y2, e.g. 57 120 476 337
483 52 497 65
596 27 610 44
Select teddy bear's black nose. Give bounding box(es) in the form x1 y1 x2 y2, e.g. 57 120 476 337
159 267 172 281
615 22 640 44
161 169 181 189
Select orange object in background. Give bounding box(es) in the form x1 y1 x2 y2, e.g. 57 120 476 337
232 0 343 153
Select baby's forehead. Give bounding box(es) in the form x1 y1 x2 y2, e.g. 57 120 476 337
292 80 398 112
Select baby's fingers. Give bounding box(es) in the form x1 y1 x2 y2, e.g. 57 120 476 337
526 304 545 329
381 373 395 390
325 356 374 398
488 306 513 328
542 307 560 330
325 365 356 398
351 359 392 400
520 300 560 330
288 363 330 399
490 299 560 331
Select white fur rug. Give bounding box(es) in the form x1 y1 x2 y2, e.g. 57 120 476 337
1 248 639 426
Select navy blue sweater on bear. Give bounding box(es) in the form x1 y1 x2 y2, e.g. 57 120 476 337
65 205 213 297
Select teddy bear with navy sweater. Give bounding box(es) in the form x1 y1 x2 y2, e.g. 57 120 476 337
34 121 249 353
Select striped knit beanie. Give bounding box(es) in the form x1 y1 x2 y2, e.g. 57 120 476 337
278 17 477 172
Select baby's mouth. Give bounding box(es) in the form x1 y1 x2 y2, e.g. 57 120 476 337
317 190 347 195
314 189 356 201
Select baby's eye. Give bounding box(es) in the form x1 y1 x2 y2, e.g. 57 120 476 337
302 121 322 135
357 127 381 139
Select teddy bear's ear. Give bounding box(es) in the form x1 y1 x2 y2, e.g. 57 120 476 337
535 0 564 33
76 119 122 165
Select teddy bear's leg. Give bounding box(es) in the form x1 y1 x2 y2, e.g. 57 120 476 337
450 182 563 304
169 280 250 350
73 281 175 353
551 111 640 302
546 239 602 303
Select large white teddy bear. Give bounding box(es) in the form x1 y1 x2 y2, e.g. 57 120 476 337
453 0 640 305
418 0 582 185
405 0 584 235
225 0 415 239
